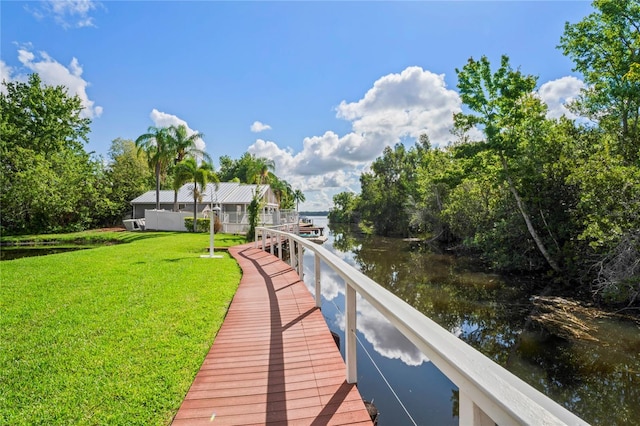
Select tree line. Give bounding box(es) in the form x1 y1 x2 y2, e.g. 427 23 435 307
0 74 304 235
329 0 639 307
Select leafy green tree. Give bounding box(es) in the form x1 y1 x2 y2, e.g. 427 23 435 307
328 191 360 224
455 55 562 273
173 157 218 232
0 74 98 234
217 153 275 184
358 143 418 236
250 156 275 185
104 138 153 222
246 189 262 241
559 0 640 164
270 176 294 209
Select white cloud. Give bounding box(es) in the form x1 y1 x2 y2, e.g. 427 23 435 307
538 76 585 119
356 300 430 366
332 299 429 367
248 66 462 209
11 48 102 118
149 109 206 152
28 0 103 29
301 257 428 366
0 61 13 93
250 121 272 132
336 66 462 149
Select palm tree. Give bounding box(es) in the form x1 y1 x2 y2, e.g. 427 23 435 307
165 124 211 211
249 156 275 185
135 126 172 210
293 189 306 211
173 157 219 232
270 177 293 208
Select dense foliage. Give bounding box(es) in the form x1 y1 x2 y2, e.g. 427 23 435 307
1 74 98 233
218 152 297 209
0 75 302 234
329 0 640 306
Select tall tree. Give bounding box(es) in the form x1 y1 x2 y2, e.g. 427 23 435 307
454 55 562 273
250 156 276 185
359 144 414 236
559 0 640 164
135 126 172 210
271 177 294 209
293 189 306 211
105 138 153 222
173 157 219 232
0 74 97 233
328 192 359 224
165 124 210 211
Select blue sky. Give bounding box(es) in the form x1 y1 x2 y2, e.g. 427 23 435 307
1 0 594 210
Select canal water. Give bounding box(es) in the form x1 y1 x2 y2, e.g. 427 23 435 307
300 217 640 426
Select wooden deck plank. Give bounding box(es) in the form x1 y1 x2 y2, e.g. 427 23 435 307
172 244 371 425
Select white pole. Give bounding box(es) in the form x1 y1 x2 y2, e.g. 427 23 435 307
201 198 222 258
209 207 214 256
315 254 321 308
345 282 357 383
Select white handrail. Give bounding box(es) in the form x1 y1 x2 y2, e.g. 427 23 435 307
255 227 590 426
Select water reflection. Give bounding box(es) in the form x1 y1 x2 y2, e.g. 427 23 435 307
303 217 640 426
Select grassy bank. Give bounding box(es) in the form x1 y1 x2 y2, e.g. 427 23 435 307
1 231 244 425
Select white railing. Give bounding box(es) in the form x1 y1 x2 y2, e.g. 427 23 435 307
255 227 589 426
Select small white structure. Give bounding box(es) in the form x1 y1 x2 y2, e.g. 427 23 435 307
129 182 288 233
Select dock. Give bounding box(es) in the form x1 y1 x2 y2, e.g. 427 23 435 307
172 244 372 425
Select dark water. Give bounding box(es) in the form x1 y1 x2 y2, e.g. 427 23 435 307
300 217 640 426
0 246 88 260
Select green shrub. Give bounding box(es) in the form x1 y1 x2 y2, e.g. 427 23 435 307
184 217 222 233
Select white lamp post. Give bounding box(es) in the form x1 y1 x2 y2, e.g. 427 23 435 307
201 188 223 258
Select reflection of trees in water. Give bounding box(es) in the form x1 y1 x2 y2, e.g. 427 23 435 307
328 223 640 425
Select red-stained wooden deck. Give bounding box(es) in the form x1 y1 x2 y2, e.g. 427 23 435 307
172 244 372 426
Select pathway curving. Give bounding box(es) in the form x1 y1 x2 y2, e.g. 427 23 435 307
172 243 372 425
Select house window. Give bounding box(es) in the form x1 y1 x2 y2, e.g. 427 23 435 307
179 204 186 210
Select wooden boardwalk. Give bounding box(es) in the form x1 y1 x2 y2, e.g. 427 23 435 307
172 244 372 426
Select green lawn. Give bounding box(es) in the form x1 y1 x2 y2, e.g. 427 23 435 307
0 231 245 425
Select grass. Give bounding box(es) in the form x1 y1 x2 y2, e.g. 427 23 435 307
0 231 246 425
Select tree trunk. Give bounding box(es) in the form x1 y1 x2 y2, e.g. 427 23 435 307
173 190 178 212
501 155 562 274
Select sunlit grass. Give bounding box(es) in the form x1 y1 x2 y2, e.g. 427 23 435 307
0 232 244 425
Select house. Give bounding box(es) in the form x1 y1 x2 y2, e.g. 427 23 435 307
129 182 295 233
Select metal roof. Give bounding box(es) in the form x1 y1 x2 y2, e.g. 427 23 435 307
130 182 273 205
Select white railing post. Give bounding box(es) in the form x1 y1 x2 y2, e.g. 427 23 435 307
269 231 274 255
459 390 494 426
297 239 304 276
345 282 357 384
288 236 294 268
278 233 282 260
239 226 588 425
254 227 258 248
314 255 321 308
261 229 266 251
